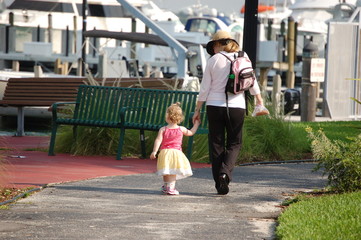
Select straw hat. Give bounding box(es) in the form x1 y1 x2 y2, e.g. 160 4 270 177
206 30 239 56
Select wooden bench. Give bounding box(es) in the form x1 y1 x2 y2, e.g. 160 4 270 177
48 85 208 160
0 77 88 136
0 77 184 136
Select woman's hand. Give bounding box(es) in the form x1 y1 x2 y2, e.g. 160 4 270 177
193 101 204 124
192 111 201 124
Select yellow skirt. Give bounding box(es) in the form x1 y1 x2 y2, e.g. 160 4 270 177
156 149 193 180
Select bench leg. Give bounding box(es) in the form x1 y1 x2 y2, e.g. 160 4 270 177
186 136 194 160
48 124 58 156
73 125 78 142
140 129 146 159
116 128 125 160
16 107 25 136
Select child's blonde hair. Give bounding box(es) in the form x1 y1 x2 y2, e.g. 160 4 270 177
166 102 184 124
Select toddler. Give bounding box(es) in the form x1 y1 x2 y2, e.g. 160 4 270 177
150 102 200 195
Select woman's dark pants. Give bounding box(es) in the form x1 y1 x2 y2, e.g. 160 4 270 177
206 105 245 184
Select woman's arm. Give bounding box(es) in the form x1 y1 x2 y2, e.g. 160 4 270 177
254 93 264 106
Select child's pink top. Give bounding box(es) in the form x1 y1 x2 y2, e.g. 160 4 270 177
160 127 183 151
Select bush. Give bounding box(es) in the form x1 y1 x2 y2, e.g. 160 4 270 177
306 127 361 192
240 115 309 163
55 125 156 158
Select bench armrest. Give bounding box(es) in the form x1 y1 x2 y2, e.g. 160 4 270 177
51 101 78 120
119 106 147 124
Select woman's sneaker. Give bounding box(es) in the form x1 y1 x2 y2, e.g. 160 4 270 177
217 174 229 195
166 187 179 195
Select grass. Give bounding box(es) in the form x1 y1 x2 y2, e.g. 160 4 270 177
0 187 36 206
276 191 361 240
292 120 361 143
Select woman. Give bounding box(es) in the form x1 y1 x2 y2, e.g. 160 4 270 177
192 30 264 195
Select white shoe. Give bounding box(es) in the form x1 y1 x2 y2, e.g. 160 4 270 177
166 187 179 195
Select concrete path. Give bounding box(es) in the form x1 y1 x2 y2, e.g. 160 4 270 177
0 162 327 240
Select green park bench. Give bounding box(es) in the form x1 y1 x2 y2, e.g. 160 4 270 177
48 85 208 160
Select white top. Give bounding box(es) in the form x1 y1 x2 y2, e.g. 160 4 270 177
198 51 261 109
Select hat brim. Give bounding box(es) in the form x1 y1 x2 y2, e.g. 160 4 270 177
206 40 217 56
206 38 239 56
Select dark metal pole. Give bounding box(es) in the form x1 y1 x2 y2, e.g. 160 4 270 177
242 0 259 69
37 25 40 42
65 26 69 57
5 25 9 53
9 12 14 26
242 0 259 114
82 0 87 76
48 13 52 43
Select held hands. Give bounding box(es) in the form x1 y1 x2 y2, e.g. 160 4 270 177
193 119 201 126
192 111 201 124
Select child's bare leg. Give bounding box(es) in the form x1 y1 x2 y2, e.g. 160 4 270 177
163 175 179 195
163 174 176 183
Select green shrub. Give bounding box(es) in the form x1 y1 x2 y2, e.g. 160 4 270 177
306 127 361 192
188 134 209 163
240 115 309 163
56 126 120 156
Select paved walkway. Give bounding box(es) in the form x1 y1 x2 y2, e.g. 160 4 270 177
0 136 210 188
0 136 327 240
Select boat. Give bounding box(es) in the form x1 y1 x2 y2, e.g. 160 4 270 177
289 0 357 57
0 0 183 76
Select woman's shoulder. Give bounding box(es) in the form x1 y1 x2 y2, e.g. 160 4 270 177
209 52 227 62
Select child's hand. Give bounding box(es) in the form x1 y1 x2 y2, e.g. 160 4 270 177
194 119 201 125
150 151 157 159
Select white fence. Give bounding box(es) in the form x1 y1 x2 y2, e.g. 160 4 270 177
324 20 361 119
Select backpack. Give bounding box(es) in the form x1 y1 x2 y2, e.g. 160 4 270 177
221 51 256 128
221 51 255 94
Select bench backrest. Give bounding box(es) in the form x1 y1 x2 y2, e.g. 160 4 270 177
74 85 208 131
0 77 87 106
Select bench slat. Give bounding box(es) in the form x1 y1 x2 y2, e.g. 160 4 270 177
0 100 68 106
